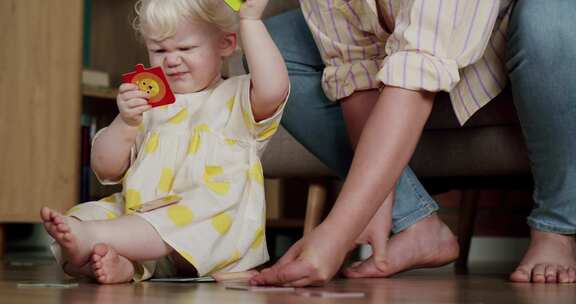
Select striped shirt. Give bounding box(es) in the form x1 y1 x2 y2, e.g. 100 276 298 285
300 0 515 125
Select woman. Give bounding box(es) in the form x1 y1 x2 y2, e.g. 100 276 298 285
253 0 576 286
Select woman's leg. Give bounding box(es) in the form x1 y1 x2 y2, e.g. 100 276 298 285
507 0 576 283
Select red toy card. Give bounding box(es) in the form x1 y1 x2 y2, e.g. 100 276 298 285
122 64 175 107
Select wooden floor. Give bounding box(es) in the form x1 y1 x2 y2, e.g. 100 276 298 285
1 258 575 304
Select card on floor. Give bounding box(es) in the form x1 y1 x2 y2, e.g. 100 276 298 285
150 276 216 283
17 281 79 289
225 283 295 292
299 291 366 298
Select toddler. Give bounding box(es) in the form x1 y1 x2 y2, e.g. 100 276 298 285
41 0 289 284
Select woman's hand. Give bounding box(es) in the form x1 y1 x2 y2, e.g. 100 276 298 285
249 222 351 287
239 0 268 20
116 83 151 127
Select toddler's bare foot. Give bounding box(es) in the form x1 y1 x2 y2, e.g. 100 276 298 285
41 207 94 267
344 213 459 278
91 243 134 284
510 229 576 283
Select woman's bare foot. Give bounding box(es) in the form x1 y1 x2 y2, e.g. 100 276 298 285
41 207 94 267
91 243 135 284
510 229 576 283
344 213 459 278
347 193 394 272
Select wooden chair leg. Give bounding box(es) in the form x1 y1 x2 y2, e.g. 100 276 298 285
303 182 327 236
455 189 480 271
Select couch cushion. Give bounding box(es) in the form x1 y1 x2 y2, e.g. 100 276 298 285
426 88 519 130
262 126 336 177
412 125 530 177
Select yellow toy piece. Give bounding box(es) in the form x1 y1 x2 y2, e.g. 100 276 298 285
224 0 244 11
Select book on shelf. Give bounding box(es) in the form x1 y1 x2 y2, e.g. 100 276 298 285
82 69 110 89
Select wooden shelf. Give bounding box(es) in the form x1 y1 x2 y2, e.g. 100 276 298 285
82 86 117 100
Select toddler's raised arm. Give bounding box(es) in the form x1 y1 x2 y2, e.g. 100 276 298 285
239 0 289 122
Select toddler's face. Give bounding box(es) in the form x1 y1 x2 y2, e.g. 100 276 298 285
145 20 233 94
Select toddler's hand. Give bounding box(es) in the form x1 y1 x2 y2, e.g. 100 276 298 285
117 83 152 127
239 0 268 20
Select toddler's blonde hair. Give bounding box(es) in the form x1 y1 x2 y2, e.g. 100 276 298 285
133 0 239 41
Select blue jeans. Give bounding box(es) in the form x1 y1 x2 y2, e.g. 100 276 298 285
507 0 576 234
265 10 438 233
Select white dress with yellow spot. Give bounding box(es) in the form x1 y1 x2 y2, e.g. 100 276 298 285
64 75 285 278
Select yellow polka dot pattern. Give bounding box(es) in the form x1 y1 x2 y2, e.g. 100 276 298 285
168 108 188 124
157 168 174 193
125 189 142 214
225 139 237 145
145 132 159 153
64 206 81 216
106 211 117 220
226 96 235 113
251 227 264 250
242 110 253 130
209 250 241 274
178 250 197 266
211 212 233 235
167 204 194 227
257 122 279 141
188 124 211 155
248 162 264 185
203 166 230 195
102 195 116 204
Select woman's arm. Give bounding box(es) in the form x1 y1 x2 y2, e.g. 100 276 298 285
324 87 435 245
251 86 435 286
240 0 289 121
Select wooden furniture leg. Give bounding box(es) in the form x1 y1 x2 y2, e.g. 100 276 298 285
455 189 480 271
303 182 327 236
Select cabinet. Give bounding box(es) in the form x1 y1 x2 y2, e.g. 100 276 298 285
0 0 148 252
0 0 84 254
0 1 83 222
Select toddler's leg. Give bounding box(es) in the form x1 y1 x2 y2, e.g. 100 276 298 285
41 207 172 265
90 244 135 284
41 207 94 267
43 206 134 283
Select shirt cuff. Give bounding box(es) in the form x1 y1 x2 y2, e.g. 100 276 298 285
377 51 460 93
321 59 381 101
